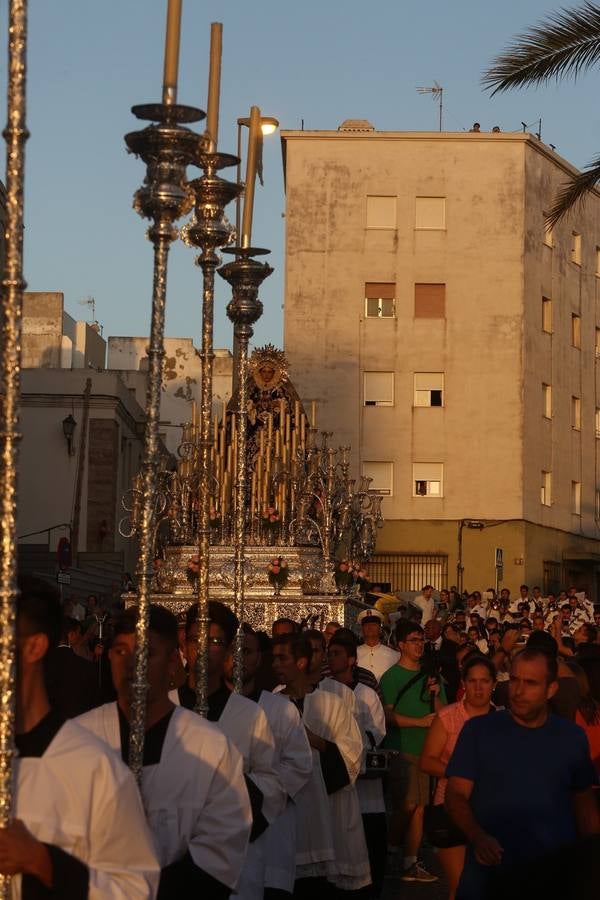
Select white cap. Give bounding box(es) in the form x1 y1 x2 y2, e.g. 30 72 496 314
357 608 385 625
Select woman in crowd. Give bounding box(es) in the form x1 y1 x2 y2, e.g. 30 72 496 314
574 665 600 776
419 656 496 900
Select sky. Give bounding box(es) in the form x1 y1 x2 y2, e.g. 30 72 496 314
4 0 600 354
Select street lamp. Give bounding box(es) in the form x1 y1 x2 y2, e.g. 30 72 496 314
235 115 279 243
231 115 279 394
62 414 77 456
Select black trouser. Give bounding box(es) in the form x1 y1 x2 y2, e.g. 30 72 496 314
265 889 292 900
361 812 387 897
293 876 329 898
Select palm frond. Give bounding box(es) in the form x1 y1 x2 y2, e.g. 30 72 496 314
546 154 600 227
483 1 600 94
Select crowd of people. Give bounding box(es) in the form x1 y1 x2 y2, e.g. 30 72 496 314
6 577 600 899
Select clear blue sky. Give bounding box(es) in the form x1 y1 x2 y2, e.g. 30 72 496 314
5 1 600 353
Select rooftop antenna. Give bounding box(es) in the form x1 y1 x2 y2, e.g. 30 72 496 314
416 81 443 131
78 295 96 324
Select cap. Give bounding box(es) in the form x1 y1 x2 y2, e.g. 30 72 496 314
357 608 385 625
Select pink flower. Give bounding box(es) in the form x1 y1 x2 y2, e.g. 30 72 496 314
281 560 287 569
272 566 280 574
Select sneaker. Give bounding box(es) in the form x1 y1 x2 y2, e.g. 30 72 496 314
401 861 439 883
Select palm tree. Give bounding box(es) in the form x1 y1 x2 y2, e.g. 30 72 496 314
483 2 600 226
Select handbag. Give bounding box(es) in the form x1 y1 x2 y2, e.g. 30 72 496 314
423 778 465 848
362 730 397 778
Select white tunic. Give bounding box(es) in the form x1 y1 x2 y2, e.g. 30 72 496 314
77 703 251 891
353 681 387 815
304 687 371 890
357 642 399 681
14 718 159 900
169 688 284 900
258 691 312 893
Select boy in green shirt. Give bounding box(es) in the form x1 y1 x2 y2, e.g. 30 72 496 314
380 620 446 883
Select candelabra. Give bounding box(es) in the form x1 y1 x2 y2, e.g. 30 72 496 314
219 249 273 689
291 432 384 592
181 147 241 715
124 99 202 777
0 3 28 894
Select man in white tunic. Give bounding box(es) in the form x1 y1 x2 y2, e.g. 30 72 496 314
356 610 398 681
274 632 371 896
1 576 159 899
78 604 251 899
328 631 388 898
178 602 285 900
239 625 312 899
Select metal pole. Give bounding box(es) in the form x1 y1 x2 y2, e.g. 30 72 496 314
0 2 29 895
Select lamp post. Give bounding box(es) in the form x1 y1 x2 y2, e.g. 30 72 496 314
232 116 278 397
62 414 77 456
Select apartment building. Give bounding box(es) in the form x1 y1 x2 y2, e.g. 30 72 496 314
282 121 600 598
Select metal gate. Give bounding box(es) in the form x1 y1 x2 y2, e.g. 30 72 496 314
369 553 449 593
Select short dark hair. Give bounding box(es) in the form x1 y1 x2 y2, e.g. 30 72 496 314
272 617 297 633
114 604 178 652
396 620 424 643
513 646 558 683
60 616 81 643
520 585 529 592
328 632 358 660
186 600 239 645
527 630 558 657
304 628 325 649
272 632 312 664
462 654 496 680
17 575 61 649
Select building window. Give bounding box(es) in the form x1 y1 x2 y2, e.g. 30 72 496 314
414 372 444 407
543 215 554 248
571 231 582 265
541 471 552 507
364 371 394 406
413 462 443 497
572 481 582 515
362 461 393 496
415 197 445 230
415 283 445 318
366 196 396 229
365 283 395 318
572 313 581 348
542 383 552 419
572 396 581 430
542 297 552 333
596 409 600 438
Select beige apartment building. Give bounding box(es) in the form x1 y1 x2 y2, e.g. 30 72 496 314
282 122 600 599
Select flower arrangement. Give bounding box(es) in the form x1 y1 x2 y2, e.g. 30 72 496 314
267 556 289 588
186 555 200 585
334 559 353 590
335 559 369 592
261 506 281 535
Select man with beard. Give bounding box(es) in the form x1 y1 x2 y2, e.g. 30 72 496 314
77 604 251 898
446 647 600 900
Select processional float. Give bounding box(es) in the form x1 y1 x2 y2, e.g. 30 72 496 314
119 1 385 769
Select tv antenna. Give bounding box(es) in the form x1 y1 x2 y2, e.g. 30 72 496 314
78 295 96 323
416 81 443 132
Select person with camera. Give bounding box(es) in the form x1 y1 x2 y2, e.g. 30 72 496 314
419 655 496 900
380 620 446 882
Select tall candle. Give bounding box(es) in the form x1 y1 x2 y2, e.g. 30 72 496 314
241 105 262 248
191 399 198 426
206 23 222 152
162 0 183 105
311 400 317 428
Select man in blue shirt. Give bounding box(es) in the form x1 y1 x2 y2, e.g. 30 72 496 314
445 646 599 900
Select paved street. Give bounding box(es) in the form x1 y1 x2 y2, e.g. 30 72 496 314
382 848 447 900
